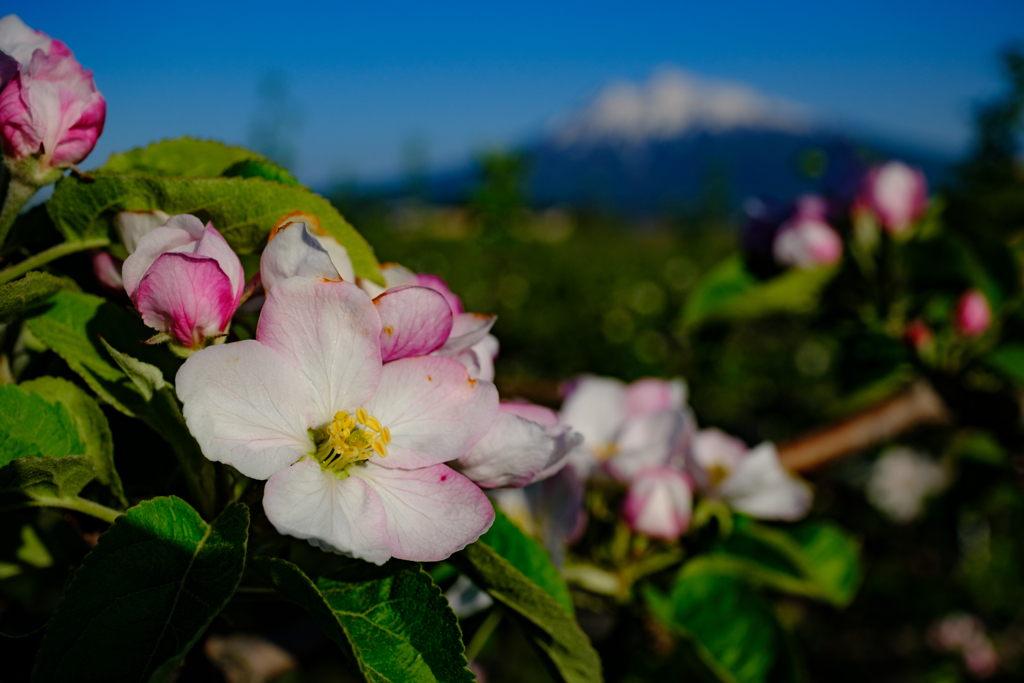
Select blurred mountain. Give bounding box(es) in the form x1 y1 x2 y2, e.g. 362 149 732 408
409 68 955 214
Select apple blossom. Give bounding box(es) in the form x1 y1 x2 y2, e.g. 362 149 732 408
867 446 947 523
0 15 105 187
622 467 693 540
176 276 499 564
455 401 582 488
690 429 812 520
772 195 842 269
955 289 992 338
122 214 245 351
860 161 928 235
559 375 693 480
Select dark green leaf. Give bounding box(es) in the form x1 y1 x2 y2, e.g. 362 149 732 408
102 138 263 178
24 291 216 516
0 456 96 510
33 497 249 683
683 255 837 328
479 505 574 614
984 343 1024 384
645 571 782 683
0 382 83 464
451 541 602 683
698 518 860 607
222 158 301 186
47 172 383 284
0 272 71 324
255 556 475 683
20 376 126 505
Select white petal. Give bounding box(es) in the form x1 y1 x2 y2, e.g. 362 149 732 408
606 410 689 481
718 443 813 520
456 410 554 488
263 459 392 565
260 223 339 294
257 277 382 424
559 375 627 450
435 313 497 357
359 463 495 562
365 356 499 469
0 15 52 65
314 234 356 282
175 340 317 479
121 224 196 298
114 210 170 255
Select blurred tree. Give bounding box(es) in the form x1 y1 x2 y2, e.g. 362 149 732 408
947 47 1024 238
470 150 530 242
247 71 303 171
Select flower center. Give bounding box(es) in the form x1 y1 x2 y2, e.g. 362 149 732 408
707 463 731 488
313 407 391 476
594 442 618 462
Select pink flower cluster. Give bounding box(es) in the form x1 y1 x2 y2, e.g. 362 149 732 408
557 376 812 541
0 15 104 177
928 613 999 678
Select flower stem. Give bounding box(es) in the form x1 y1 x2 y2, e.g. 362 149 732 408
0 176 39 248
0 236 110 285
465 607 503 663
33 495 123 524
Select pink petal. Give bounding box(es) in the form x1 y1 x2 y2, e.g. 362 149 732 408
374 285 454 362
364 355 499 470
623 467 693 540
264 458 392 565
121 221 201 297
134 253 235 347
90 251 123 293
176 340 318 480
416 273 464 315
624 378 687 417
256 277 382 425
193 222 245 304
435 313 497 357
359 463 495 562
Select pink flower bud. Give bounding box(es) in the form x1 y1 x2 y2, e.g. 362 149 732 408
860 161 927 235
90 250 124 294
622 467 693 540
0 15 105 173
955 290 992 338
772 213 842 269
904 319 933 351
122 215 245 349
624 378 687 417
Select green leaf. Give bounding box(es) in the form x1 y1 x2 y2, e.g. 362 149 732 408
645 571 782 683
0 382 84 464
0 456 96 510
32 497 249 683
20 376 126 505
696 518 860 608
983 343 1024 384
222 158 301 186
0 271 71 324
102 138 264 178
683 255 837 328
254 556 475 683
24 291 216 516
479 505 574 615
451 541 602 683
100 339 216 519
47 172 383 284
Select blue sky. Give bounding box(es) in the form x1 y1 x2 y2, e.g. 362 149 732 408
16 1 1024 187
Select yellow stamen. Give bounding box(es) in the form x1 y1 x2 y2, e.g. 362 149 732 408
315 406 391 475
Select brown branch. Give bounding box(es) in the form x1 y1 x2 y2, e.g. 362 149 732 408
778 381 952 472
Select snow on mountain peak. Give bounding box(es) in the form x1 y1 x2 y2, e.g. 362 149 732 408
551 67 815 146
